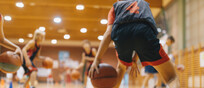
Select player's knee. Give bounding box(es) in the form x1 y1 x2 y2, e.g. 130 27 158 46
167 76 180 88
168 70 177 80
166 74 177 84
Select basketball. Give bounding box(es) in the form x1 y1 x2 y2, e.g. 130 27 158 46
0 51 21 73
42 57 53 69
71 70 80 80
91 63 117 88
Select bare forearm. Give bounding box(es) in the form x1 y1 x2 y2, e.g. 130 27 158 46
76 53 86 70
76 63 84 70
95 31 112 61
0 15 18 50
0 38 19 50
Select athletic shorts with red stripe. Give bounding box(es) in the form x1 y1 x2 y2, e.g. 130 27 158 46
112 22 169 66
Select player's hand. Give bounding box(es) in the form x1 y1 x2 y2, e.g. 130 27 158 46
129 57 139 78
14 47 23 64
129 62 139 78
88 59 100 78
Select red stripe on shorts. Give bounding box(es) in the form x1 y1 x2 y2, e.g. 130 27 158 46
141 44 169 66
115 51 132 66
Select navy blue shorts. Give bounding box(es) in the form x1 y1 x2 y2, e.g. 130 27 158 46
112 22 169 66
145 65 158 73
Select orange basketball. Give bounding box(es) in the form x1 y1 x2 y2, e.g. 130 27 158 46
0 51 22 73
71 70 80 80
91 63 117 88
42 57 53 69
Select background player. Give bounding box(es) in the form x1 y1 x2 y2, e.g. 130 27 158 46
73 40 96 88
89 0 179 88
21 29 45 88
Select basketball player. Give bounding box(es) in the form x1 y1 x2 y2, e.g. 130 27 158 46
74 40 96 88
22 29 45 88
0 14 23 63
89 0 179 88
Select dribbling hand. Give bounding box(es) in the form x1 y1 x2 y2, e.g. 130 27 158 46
14 47 23 64
88 60 100 78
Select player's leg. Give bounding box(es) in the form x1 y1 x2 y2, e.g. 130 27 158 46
139 43 178 87
84 74 87 87
15 66 25 87
153 61 179 88
155 73 162 88
133 24 179 88
142 66 156 88
23 61 38 88
141 73 153 88
24 75 31 87
142 47 179 88
22 62 31 87
30 71 37 87
114 60 127 88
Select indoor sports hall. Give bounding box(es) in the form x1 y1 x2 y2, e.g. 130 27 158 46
0 0 203 88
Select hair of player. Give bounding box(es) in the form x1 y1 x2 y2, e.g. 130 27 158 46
83 39 91 45
33 29 46 40
168 35 175 43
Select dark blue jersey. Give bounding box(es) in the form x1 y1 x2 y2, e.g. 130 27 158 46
109 0 158 35
113 0 155 24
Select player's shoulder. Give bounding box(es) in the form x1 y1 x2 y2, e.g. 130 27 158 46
27 40 36 47
28 40 35 44
23 40 35 49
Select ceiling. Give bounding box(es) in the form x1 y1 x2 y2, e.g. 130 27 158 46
0 0 172 43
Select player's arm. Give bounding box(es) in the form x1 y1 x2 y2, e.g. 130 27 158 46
22 40 35 67
89 25 113 78
84 48 97 61
0 14 23 63
94 25 112 61
89 7 115 78
75 52 86 70
0 14 19 50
